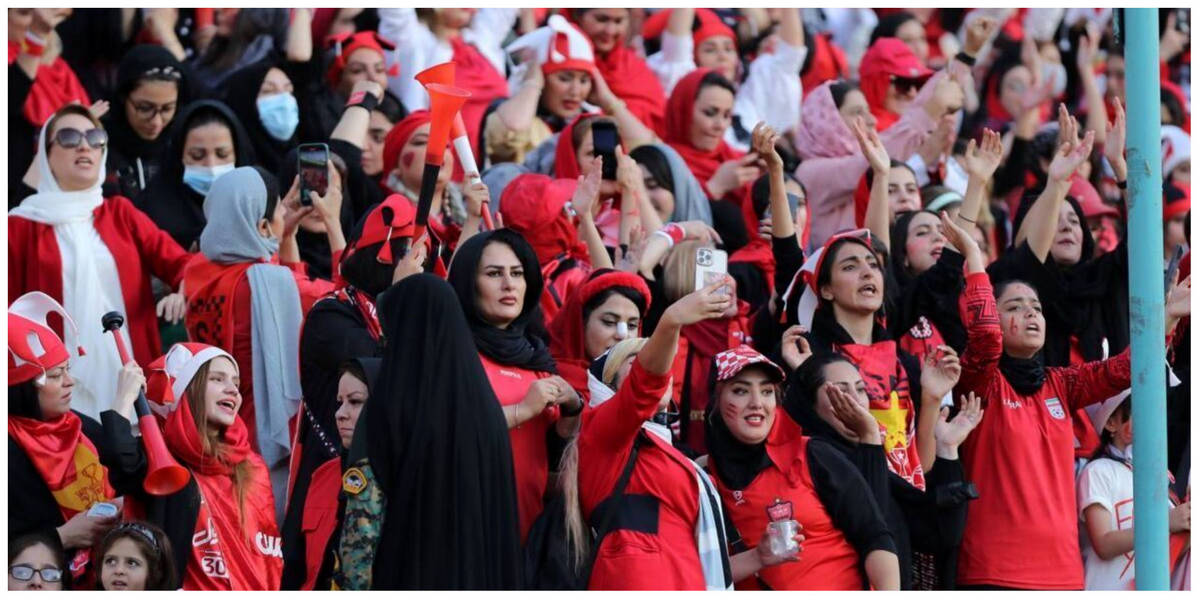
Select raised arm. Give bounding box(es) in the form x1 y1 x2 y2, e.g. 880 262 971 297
1015 106 1094 262
957 128 1003 232
751 123 795 241
590 68 657 149
941 212 1000 396
331 81 383 149
494 59 544 133
571 156 614 270
852 116 892 251
286 7 314 63
1075 25 1107 148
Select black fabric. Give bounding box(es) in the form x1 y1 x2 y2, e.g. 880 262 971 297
276 146 355 281
358 273 522 589
328 139 388 229
447 229 558 373
101 45 190 200
628 145 675 197
133 99 257 250
8 63 37 209
888 214 968 352
290 51 349 145
997 353 1047 396
704 405 772 491
805 438 897 560
222 60 295 176
711 199 750 253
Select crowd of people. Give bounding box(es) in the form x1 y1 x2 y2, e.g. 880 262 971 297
6 6 1193 591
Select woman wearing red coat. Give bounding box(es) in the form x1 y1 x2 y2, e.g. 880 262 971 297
9 104 191 422
946 212 1191 590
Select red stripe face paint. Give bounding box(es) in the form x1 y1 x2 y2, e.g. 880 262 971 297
1009 316 1018 335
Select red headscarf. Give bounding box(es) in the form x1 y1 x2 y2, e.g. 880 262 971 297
324 31 397 87
859 37 932 132
547 269 652 394
592 41 666 132
380 110 432 189
553 111 603 180
800 33 849 95
10 42 91 127
499 173 588 265
642 9 735 56
661 68 744 190
449 36 509 159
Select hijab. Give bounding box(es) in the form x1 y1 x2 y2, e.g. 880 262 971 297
552 112 601 180
585 22 666 133
447 229 558 373
794 81 859 161
661 68 743 186
629 143 714 224
357 273 522 589
223 60 296 176
782 354 857 448
497 173 587 264
380 111 432 195
101 45 189 193
133 99 256 249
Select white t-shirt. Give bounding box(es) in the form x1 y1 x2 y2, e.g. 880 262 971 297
1077 456 1135 590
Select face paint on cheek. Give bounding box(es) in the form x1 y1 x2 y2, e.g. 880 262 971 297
401 151 415 168
1009 316 1018 335
720 398 741 424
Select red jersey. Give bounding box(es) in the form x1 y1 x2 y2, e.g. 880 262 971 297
955 273 1131 589
479 354 558 543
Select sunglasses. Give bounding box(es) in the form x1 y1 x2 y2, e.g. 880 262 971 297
890 76 924 94
51 127 108 150
9 564 64 583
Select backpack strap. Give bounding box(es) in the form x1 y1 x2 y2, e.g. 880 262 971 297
581 431 645 587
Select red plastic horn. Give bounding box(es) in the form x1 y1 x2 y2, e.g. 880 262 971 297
414 83 470 240
101 312 191 496
415 63 491 228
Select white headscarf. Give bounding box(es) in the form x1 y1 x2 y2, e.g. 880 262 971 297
10 112 133 421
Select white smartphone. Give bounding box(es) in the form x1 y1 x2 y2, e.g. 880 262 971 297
694 247 729 293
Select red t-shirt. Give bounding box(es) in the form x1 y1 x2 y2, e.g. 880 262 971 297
479 354 558 543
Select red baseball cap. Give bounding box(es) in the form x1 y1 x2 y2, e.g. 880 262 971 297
860 37 933 81
1069 175 1118 219
713 345 786 383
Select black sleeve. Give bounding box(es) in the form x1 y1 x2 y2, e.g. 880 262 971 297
771 234 805 295
329 138 384 226
8 439 65 543
848 442 893 519
807 438 897 557
993 135 1033 200
924 458 971 551
729 262 768 314
890 248 965 341
302 300 383 374
92 411 150 497
9 63 36 206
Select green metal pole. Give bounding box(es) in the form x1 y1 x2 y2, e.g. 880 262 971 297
1123 7 1169 591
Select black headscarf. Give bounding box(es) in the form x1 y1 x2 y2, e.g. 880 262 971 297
782 353 856 449
223 60 296 176
704 369 774 491
357 273 522 589
133 99 257 249
629 145 675 197
447 229 558 373
998 353 1046 396
8 382 42 420
102 45 189 198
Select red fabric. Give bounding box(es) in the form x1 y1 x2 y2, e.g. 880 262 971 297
14 52 91 127
324 31 394 88
676 301 752 453
479 354 558 543
955 272 1132 589
834 338 924 491
859 38 932 132
801 34 849 96
450 37 509 160
711 432 863 590
595 43 666 133
538 256 590 324
162 392 282 590
661 68 745 192
1164 181 1190 221
898 315 947 366
548 270 652 394
500 173 588 264
8 196 192 367
641 9 734 51
8 413 116 520
7 312 73 386
381 110 432 182
1161 80 1191 133
730 195 777 294
298 457 340 590
309 8 339 46
578 360 705 590
552 111 600 180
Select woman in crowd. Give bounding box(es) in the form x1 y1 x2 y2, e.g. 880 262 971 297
182 166 343 508
628 143 713 224
281 357 380 590
378 110 466 250
379 8 513 157
704 345 901 590
7 292 146 586
101 44 188 200
448 229 583 542
660 69 754 205
8 532 69 591
570 8 667 131
950 208 1189 589
133 342 282 590
188 8 287 96
134 99 256 250
222 60 300 176
96 521 178 591
335 273 521 589
9 105 191 421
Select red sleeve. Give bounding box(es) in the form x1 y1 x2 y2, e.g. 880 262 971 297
578 360 671 498
8 218 28 304
957 272 1003 400
1057 347 1132 412
113 196 192 288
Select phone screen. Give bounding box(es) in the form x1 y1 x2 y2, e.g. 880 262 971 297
592 122 619 181
298 144 329 205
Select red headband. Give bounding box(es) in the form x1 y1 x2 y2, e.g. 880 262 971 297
381 110 433 180
325 30 399 87
642 9 735 48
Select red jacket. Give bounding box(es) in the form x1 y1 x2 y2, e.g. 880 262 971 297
954 273 1131 589
8 196 191 366
297 458 340 590
578 361 705 590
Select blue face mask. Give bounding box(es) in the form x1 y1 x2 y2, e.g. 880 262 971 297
182 163 236 196
257 92 299 141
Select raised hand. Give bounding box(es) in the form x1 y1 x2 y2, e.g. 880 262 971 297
1047 129 1095 183
1104 97 1127 180
708 153 763 199
934 392 985 455
963 16 998 57
751 122 783 172
662 276 735 327
920 345 962 401
392 233 429 283
779 325 812 371
1167 274 1191 321
962 128 1003 181
852 116 890 174
572 156 603 219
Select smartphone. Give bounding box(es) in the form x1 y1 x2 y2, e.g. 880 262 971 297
694 247 729 294
297 143 330 207
592 121 619 181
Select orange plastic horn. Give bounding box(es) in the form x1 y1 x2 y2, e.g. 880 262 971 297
415 63 468 140
423 83 470 168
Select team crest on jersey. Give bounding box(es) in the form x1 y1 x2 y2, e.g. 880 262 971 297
766 498 794 522
908 316 933 340
343 467 367 495
732 490 745 505
1044 397 1066 420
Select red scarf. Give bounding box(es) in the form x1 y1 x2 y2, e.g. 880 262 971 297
553 112 603 180
595 42 666 132
332 287 382 341
661 68 745 196
183 256 256 353
548 270 651 394
164 394 282 590
800 33 849 97
834 339 925 490
500 173 588 265
9 42 91 127
450 37 508 160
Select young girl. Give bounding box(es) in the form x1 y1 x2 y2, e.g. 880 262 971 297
97 521 178 590
9 532 68 591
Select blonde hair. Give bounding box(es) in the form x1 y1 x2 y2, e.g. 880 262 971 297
662 240 713 304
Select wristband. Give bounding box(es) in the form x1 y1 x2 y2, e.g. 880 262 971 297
346 90 380 112
653 223 686 248
23 31 46 57
954 51 976 67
